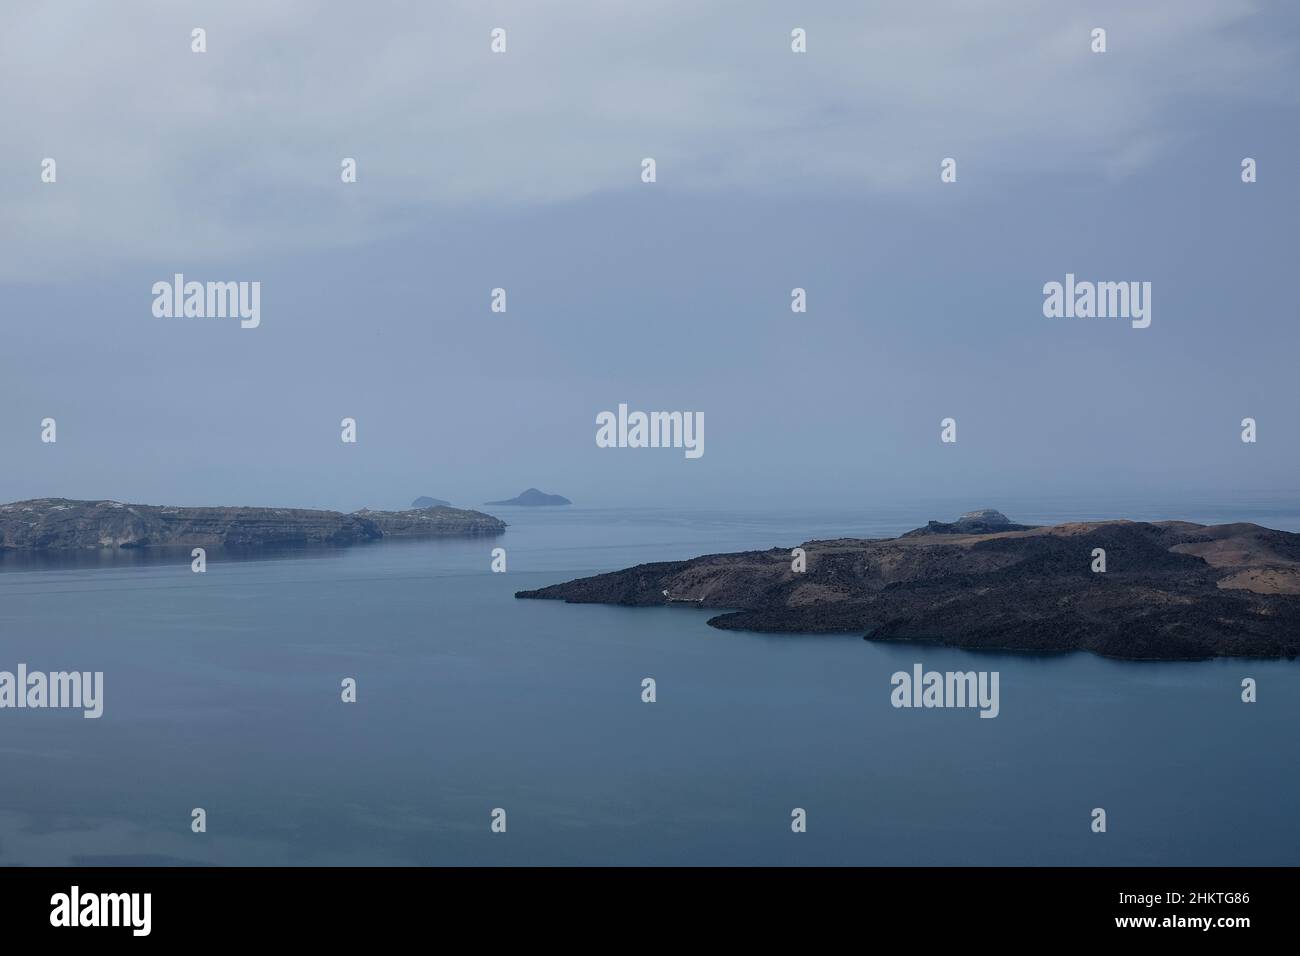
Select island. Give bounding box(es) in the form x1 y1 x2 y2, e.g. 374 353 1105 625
517 510 1300 661
485 488 572 507
0 498 506 550
411 496 452 508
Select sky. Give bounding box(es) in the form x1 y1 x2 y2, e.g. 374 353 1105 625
1 0 1298 511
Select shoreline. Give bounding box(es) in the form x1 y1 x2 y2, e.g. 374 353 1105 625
517 512 1300 662
0 498 507 552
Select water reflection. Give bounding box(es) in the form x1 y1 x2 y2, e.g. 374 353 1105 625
0 543 362 574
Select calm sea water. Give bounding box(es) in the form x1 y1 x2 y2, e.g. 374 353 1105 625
1 497 1297 866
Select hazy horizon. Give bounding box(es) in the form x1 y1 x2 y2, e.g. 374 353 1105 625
4 2 1300 890
4 1 1297 512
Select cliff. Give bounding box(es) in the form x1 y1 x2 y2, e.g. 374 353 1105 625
355 505 507 538
517 512 1300 661
0 499 505 550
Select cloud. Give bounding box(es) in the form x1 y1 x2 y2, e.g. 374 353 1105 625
0 0 1293 276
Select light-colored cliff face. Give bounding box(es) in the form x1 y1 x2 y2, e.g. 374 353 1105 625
0 499 505 550
353 506 508 538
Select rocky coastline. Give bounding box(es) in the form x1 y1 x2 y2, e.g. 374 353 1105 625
517 510 1300 661
0 498 506 550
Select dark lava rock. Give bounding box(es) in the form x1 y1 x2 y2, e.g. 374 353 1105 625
517 513 1300 661
901 508 1037 536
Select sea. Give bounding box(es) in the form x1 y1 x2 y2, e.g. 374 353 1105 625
1 495 1297 865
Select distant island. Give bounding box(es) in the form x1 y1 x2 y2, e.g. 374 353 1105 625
411 496 452 508
0 498 506 550
517 509 1300 661
485 488 571 507
900 508 1037 536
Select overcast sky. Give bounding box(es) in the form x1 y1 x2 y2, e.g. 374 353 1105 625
2 1 1297 510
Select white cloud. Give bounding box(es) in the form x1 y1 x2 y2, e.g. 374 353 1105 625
0 0 1292 276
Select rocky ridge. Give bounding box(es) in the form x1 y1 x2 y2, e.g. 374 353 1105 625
0 499 506 550
517 511 1300 661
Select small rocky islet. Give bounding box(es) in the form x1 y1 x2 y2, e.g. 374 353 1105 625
484 488 571 507
517 509 1300 661
411 496 452 509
